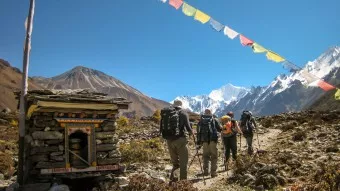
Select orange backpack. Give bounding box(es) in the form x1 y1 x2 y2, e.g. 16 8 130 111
222 121 233 135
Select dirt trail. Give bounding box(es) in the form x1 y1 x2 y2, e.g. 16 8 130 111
188 129 282 190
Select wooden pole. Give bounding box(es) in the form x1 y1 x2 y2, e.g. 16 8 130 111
18 0 35 186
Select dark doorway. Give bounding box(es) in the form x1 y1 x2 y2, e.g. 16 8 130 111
69 130 89 168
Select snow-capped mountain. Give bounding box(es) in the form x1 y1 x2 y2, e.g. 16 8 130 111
173 46 340 118
217 46 340 119
173 84 250 114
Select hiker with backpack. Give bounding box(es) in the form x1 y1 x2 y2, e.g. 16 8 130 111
221 112 242 165
239 111 257 155
196 109 222 178
160 100 193 180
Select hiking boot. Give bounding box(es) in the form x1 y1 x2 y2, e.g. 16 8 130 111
211 172 217 178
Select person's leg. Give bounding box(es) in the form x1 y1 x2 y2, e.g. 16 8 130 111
202 142 210 175
245 134 254 155
210 141 218 177
176 137 189 180
230 135 237 160
224 137 231 162
167 139 179 169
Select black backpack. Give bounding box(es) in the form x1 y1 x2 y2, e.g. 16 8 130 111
240 111 255 134
198 115 214 142
160 107 180 139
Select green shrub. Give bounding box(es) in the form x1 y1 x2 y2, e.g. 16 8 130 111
120 138 165 163
152 110 161 124
117 116 129 127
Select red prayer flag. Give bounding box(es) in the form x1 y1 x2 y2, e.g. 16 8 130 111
239 34 254 46
169 0 183 10
317 80 336 91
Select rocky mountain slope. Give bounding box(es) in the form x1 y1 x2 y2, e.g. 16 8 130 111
217 46 340 118
32 66 169 116
174 46 340 119
0 59 42 111
173 84 249 114
307 84 340 111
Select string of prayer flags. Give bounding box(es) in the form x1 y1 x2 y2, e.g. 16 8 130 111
335 89 340 100
239 35 254 46
194 10 210 24
282 61 301 72
317 80 336 91
266 50 285 63
252 43 267 53
209 18 224 32
300 70 318 84
223 26 239 39
161 0 337 96
169 0 183 10
182 2 196 16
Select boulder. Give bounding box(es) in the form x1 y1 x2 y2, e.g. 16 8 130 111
95 132 116 139
32 131 63 140
96 144 117 152
30 146 59 155
97 158 121 165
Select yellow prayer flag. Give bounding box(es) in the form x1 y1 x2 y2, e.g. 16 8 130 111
266 51 285 63
252 43 267 53
194 10 210 24
335 89 340 100
182 3 196 16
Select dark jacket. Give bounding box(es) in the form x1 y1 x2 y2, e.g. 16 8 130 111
160 107 193 140
197 115 222 143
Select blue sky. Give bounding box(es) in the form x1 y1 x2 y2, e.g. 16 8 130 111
0 0 339 101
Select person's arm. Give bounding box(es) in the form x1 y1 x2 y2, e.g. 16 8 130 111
159 118 163 136
183 112 193 135
214 118 222 132
251 117 257 128
196 121 201 144
235 120 242 134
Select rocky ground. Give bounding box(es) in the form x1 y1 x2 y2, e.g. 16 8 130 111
0 110 339 191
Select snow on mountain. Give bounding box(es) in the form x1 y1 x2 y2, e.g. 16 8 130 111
218 46 340 119
172 84 250 114
174 46 340 118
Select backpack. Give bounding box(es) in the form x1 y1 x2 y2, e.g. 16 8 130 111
160 107 180 139
222 120 236 137
240 111 255 134
198 115 214 142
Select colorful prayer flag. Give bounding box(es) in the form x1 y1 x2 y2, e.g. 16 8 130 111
335 89 340 100
282 61 300 72
194 10 210 24
169 0 183 10
317 80 336 91
209 18 224 32
239 35 254 46
252 43 267 53
159 0 167 3
223 26 239 39
266 51 285 63
300 70 318 84
182 3 196 16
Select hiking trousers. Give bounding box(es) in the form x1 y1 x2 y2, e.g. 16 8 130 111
244 133 254 155
202 141 218 175
222 135 237 161
167 137 189 180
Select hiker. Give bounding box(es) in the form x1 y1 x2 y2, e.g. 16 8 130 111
239 111 257 155
196 109 222 178
221 112 242 164
160 100 193 180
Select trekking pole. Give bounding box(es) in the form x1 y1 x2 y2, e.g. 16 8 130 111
222 139 226 171
192 136 206 185
256 129 260 149
239 134 241 152
188 148 199 170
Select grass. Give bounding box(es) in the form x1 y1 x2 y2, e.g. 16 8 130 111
120 137 166 164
